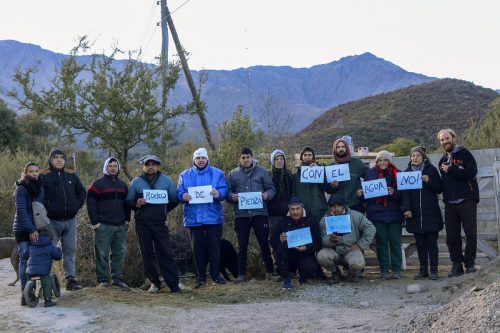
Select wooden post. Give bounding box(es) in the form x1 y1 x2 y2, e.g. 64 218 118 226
494 160 500 252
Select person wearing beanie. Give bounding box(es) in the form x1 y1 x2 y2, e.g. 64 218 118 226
269 197 321 289
326 138 369 213
358 150 404 279
401 147 443 280
86 157 131 289
227 147 276 283
177 148 228 288
317 194 375 284
126 154 186 293
40 148 86 291
437 129 479 277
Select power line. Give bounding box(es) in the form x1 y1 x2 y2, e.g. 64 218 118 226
138 1 158 50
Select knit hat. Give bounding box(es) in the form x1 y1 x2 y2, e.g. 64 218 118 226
139 154 161 165
48 148 66 169
376 150 393 163
410 146 427 160
270 149 286 167
328 194 346 206
300 146 315 161
103 157 120 175
288 197 304 207
193 148 208 161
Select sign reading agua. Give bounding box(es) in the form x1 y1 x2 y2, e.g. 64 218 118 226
361 179 388 199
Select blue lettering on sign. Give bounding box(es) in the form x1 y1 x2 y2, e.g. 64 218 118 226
300 166 325 183
143 189 169 204
361 179 388 199
397 171 422 190
238 192 264 209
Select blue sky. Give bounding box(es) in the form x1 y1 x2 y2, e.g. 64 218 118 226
1 0 499 88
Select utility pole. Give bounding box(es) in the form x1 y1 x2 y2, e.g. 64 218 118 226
158 0 169 111
164 5 216 151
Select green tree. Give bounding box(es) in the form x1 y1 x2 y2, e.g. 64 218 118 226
0 99 21 151
464 97 500 149
10 37 194 180
375 137 419 157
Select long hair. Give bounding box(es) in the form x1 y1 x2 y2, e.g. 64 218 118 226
21 162 39 184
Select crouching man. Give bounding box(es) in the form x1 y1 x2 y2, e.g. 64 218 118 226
317 195 375 284
270 197 321 289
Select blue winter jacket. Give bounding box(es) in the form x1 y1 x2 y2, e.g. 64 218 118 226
363 167 404 224
177 163 228 227
13 182 45 234
22 235 62 276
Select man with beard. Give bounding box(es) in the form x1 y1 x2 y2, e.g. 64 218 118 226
326 137 369 213
437 129 479 277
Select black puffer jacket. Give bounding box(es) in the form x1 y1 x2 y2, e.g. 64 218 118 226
438 147 479 203
401 160 444 234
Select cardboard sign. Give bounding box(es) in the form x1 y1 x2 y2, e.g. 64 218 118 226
143 189 169 204
397 171 422 190
361 179 388 199
325 215 352 235
238 192 263 210
300 166 325 183
286 227 313 248
325 164 351 183
187 185 214 204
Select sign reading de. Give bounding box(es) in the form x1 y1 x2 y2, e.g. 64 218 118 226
300 166 325 183
325 164 351 183
143 189 169 204
286 227 313 248
325 215 352 235
188 185 214 204
361 179 388 199
397 171 422 190
238 192 264 210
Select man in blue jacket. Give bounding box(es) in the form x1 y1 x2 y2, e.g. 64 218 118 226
177 148 228 289
126 154 181 293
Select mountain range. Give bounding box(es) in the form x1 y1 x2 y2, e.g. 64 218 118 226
0 40 436 134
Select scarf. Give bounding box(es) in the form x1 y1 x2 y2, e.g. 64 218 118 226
374 163 398 207
141 171 160 189
21 178 41 201
411 161 425 171
272 167 293 200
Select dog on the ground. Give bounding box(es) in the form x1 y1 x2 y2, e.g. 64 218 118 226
0 237 19 286
220 238 238 281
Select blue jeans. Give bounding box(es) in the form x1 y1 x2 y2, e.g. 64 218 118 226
17 241 30 289
50 218 77 280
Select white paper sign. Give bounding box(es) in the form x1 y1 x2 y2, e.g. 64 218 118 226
286 227 313 248
397 171 422 190
300 166 325 183
325 215 352 235
238 192 263 209
325 164 351 183
143 189 169 204
361 179 388 199
187 185 214 204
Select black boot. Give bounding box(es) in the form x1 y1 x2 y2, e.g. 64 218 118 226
430 266 439 280
414 266 429 280
464 260 477 274
447 262 464 278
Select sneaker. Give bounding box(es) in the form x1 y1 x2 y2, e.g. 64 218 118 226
112 280 130 290
66 279 83 291
282 278 293 290
233 275 246 284
177 282 192 292
414 271 429 280
392 271 402 279
213 276 226 285
465 262 477 274
148 284 159 293
44 300 56 307
429 272 439 280
448 262 464 278
380 271 391 280
97 282 109 288
194 280 206 289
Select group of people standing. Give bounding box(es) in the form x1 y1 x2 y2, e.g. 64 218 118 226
12 127 480 303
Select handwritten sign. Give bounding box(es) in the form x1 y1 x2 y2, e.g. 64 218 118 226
300 166 325 183
238 192 263 210
397 171 422 190
188 185 214 204
325 215 352 235
143 189 169 204
286 227 312 248
361 179 388 199
325 164 351 183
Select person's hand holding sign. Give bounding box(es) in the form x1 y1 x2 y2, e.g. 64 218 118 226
387 187 395 195
262 192 269 201
182 193 192 202
356 189 363 197
231 193 239 201
404 211 412 219
330 233 339 242
280 232 287 243
421 175 429 183
136 198 147 208
295 245 307 252
210 188 219 199
330 180 339 188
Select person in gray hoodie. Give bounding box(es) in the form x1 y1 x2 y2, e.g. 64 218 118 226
227 147 276 283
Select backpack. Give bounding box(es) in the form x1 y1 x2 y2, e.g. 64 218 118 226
32 201 50 230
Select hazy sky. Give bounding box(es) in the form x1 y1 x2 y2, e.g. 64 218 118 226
1 0 499 89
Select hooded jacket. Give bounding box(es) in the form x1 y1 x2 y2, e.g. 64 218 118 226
268 150 295 217
22 235 62 276
227 161 276 218
176 162 228 227
86 157 131 226
437 146 479 203
40 149 86 220
13 180 45 235
401 159 444 234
